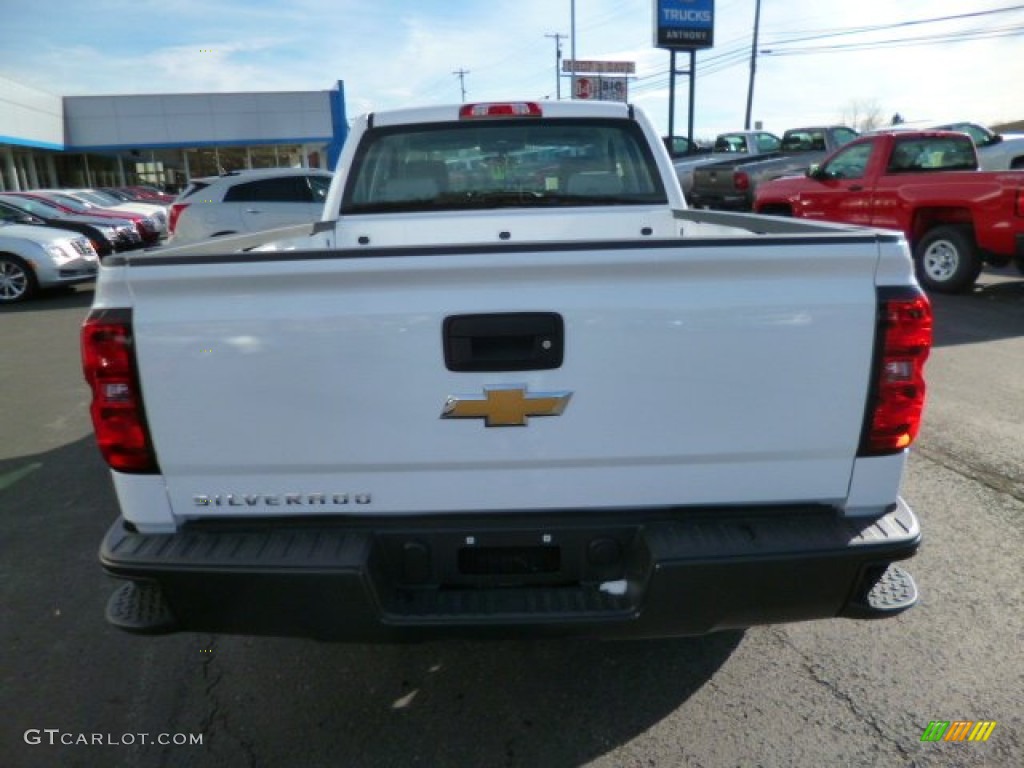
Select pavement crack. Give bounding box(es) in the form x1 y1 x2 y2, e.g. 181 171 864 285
913 445 1024 504
197 635 222 736
198 636 260 767
768 628 913 761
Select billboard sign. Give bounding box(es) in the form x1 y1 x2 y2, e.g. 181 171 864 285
654 0 715 50
563 60 636 75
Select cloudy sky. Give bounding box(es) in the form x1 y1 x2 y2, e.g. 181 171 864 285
2 0 1022 139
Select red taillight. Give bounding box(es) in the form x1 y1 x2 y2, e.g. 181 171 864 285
734 172 750 191
168 202 189 234
459 102 543 119
82 309 158 473
860 289 932 456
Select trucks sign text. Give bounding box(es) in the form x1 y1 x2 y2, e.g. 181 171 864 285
654 0 715 50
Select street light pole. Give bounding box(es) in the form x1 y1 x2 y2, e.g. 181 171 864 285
744 0 762 129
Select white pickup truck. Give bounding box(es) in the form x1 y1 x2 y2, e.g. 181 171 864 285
84 100 931 641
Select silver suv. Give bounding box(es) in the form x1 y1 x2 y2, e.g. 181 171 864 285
168 168 332 245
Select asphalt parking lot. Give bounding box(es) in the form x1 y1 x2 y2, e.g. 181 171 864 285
1 270 1021 768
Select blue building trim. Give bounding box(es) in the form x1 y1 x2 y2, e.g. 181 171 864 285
66 137 333 152
0 134 64 151
326 80 349 171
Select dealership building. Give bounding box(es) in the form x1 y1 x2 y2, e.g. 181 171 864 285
0 74 348 193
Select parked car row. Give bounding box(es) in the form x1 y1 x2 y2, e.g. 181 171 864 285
683 121 1023 211
1 189 167 247
0 195 142 257
0 170 337 303
0 186 173 304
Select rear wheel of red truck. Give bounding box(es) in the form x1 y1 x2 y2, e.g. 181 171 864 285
914 225 982 293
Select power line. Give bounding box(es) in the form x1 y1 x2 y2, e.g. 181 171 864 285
766 4 1024 47
763 24 1024 55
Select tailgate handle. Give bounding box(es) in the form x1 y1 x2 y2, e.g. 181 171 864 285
443 313 564 372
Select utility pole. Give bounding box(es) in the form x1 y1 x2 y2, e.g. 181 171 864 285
453 68 470 102
570 0 577 99
545 33 566 100
744 0 762 130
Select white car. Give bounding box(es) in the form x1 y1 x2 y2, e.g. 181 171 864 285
167 168 332 245
0 221 99 303
59 189 169 235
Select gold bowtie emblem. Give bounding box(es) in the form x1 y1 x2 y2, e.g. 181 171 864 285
442 386 572 427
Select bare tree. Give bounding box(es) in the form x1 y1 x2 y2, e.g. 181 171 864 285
840 99 885 132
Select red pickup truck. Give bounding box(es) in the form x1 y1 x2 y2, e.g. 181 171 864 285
754 130 1024 292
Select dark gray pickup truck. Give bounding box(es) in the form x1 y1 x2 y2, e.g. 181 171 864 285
690 125 859 210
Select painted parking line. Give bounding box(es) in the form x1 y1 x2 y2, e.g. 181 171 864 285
0 462 43 492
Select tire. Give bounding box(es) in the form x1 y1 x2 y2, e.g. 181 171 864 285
0 254 38 304
913 225 982 294
758 205 792 217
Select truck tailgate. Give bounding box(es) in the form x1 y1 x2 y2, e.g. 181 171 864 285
124 239 880 519
692 163 743 197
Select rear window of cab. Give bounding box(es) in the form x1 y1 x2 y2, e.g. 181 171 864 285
340 119 668 214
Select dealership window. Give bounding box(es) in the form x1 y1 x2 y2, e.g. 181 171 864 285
185 148 220 178
248 145 279 169
216 147 248 173
248 144 304 169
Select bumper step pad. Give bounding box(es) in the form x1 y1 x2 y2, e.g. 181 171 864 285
843 563 918 619
106 581 179 634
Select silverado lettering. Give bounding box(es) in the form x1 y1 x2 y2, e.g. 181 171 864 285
193 494 372 507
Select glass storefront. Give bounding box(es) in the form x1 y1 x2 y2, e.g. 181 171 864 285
184 148 219 180
1 142 328 193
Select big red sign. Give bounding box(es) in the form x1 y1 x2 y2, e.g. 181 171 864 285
574 77 594 100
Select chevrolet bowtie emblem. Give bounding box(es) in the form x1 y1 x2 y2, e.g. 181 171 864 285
442 385 572 427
